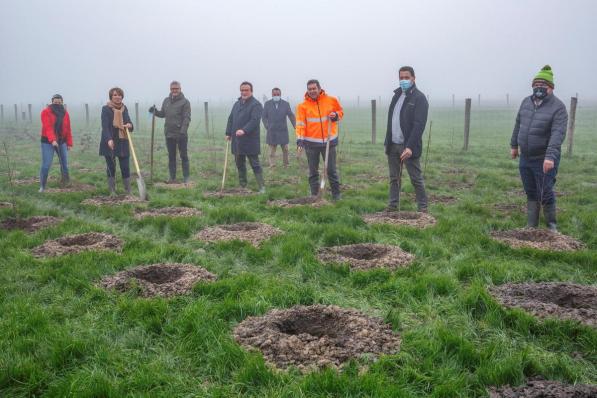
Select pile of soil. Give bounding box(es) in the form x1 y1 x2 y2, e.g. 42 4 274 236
268 196 329 208
82 195 145 206
44 183 96 193
32 232 123 258
195 222 282 247
489 282 596 327
363 211 436 229
99 263 216 297
153 181 197 189
1 216 61 233
488 377 597 397
490 228 584 251
317 243 414 271
234 304 401 372
0 202 14 208
203 188 255 198
134 206 202 219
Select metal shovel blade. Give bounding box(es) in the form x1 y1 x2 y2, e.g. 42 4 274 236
136 177 148 201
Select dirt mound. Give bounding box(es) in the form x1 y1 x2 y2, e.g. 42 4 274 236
134 206 202 219
488 377 597 397
153 181 197 189
234 304 401 372
1 216 62 233
489 282 596 327
82 195 145 206
32 232 123 258
490 228 584 251
203 188 255 198
363 211 436 229
317 243 414 271
99 263 216 297
195 222 282 246
268 196 329 208
44 183 96 193
0 202 14 208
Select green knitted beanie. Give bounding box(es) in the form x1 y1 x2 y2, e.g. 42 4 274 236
533 65 554 88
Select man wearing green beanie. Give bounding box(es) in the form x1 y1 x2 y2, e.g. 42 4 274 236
510 65 568 231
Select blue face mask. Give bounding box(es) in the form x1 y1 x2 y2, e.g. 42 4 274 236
272 95 281 102
399 79 412 92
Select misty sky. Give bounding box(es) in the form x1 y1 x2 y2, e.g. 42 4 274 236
1 0 595 105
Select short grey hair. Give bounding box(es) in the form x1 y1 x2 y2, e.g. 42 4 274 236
170 80 181 87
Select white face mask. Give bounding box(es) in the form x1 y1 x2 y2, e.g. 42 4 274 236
272 96 281 102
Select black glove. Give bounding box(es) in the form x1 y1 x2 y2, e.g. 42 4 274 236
329 113 339 122
148 105 156 114
296 139 305 148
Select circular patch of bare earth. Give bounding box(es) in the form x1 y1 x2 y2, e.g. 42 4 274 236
489 282 596 327
195 222 281 247
317 243 414 271
32 232 123 258
203 188 255 198
99 263 216 297
233 304 401 372
490 228 584 251
363 211 436 229
268 196 329 208
488 377 597 397
134 206 202 220
153 181 197 190
44 183 96 193
1 216 62 233
82 195 145 206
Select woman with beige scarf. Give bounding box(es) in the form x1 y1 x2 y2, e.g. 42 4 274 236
99 87 134 195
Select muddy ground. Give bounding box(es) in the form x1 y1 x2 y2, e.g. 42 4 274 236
195 222 282 247
268 196 329 208
233 304 401 372
317 243 414 271
1 216 62 233
488 377 597 397
134 206 202 220
363 211 437 229
32 232 123 258
82 195 146 206
99 263 216 297
490 228 584 251
489 282 596 327
44 183 96 193
203 188 255 198
153 181 197 189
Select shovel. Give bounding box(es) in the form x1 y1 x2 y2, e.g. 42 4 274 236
221 140 230 192
318 120 332 198
124 127 147 200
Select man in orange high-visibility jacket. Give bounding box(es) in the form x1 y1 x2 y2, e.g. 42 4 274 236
296 79 344 200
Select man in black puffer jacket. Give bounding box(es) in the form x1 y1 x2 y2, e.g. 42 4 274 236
510 65 568 231
150 81 192 183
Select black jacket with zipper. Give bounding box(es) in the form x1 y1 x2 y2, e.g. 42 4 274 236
384 84 429 158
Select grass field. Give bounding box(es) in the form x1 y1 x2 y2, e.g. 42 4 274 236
1 101 596 397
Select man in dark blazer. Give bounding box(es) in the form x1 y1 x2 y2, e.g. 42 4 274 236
262 87 295 167
384 66 429 212
225 81 265 193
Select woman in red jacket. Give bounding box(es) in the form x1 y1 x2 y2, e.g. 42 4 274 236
39 94 73 192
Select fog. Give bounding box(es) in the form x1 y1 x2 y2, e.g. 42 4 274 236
1 0 595 105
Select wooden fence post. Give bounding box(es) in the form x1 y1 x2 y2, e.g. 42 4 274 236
27 104 32 123
0 104 4 125
371 99 377 144
85 103 90 125
14 104 18 124
567 96 578 157
204 101 210 137
135 102 139 131
464 98 472 150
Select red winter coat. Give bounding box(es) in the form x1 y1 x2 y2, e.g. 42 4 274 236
40 107 73 146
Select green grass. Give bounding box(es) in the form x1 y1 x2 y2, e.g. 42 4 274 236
1 103 596 397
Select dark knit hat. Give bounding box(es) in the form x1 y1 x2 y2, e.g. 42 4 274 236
532 65 554 88
51 94 63 101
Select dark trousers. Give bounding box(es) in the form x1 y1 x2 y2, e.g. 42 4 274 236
166 135 189 179
105 155 130 179
235 154 262 187
519 155 558 205
387 143 428 210
305 145 340 197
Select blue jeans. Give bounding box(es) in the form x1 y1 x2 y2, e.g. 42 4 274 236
40 142 68 187
519 155 559 205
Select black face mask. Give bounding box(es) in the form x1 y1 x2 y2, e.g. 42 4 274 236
533 87 548 100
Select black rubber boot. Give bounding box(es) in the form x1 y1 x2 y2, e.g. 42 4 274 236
526 200 540 228
543 202 557 232
255 171 266 194
123 177 131 195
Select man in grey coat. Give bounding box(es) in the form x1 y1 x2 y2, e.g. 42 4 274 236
150 81 192 183
510 65 567 231
262 87 296 167
225 81 265 193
